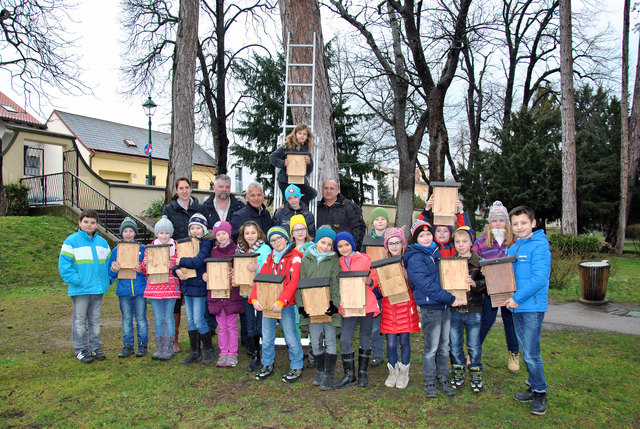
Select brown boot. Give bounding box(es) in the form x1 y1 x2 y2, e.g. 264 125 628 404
173 312 181 353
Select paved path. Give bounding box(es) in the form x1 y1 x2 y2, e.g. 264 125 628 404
497 301 640 336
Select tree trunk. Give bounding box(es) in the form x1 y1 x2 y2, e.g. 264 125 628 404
166 0 199 202
626 29 640 241
428 91 448 181
279 0 338 187
615 0 631 254
559 0 577 234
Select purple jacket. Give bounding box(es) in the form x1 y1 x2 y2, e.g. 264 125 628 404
207 241 244 316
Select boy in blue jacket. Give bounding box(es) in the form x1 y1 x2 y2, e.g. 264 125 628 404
504 206 551 416
107 217 148 358
58 209 111 363
404 220 460 398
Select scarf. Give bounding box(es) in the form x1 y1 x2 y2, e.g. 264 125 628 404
492 228 506 246
308 243 335 263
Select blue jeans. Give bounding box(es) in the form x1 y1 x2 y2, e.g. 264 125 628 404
261 305 303 369
118 295 148 346
369 298 384 358
449 311 482 368
150 298 176 336
243 297 262 337
386 333 411 366
421 307 450 383
479 296 519 353
71 294 103 353
184 295 209 334
512 311 547 392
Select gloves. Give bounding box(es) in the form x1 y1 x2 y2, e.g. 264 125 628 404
298 306 310 319
325 301 339 316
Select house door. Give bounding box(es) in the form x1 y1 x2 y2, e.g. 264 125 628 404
24 146 44 176
63 149 78 175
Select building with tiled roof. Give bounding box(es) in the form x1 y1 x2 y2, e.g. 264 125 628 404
0 91 45 129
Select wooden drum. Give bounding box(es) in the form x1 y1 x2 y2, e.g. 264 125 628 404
578 261 610 305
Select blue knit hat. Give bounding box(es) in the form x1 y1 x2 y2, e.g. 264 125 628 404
154 215 174 236
285 184 302 201
119 216 138 235
188 213 208 236
335 231 357 253
267 226 290 242
315 226 336 244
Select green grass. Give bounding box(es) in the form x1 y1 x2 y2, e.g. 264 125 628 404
1 216 639 427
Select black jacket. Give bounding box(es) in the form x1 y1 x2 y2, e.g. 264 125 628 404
229 202 273 241
451 251 486 313
316 193 366 251
199 193 244 229
272 202 316 239
161 196 200 240
270 144 313 185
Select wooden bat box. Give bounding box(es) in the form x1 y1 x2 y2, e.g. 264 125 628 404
176 237 200 279
299 277 332 324
254 273 286 319
479 256 517 307
439 257 470 306
431 181 461 226
286 152 309 184
145 244 170 284
233 253 259 296
371 255 409 304
362 236 386 263
205 257 232 298
116 241 139 280
338 270 369 317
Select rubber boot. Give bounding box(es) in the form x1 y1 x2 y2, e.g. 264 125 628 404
151 335 162 360
312 353 325 386
333 352 356 389
201 331 216 365
246 335 261 372
163 336 175 361
181 330 202 365
357 348 371 387
173 312 181 353
320 353 337 391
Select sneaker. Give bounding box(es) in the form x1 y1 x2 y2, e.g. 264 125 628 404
424 383 438 398
450 364 465 389
118 345 134 358
514 387 534 402
226 356 238 367
469 366 483 393
255 365 274 380
530 392 547 415
508 351 520 373
281 368 303 383
370 356 384 367
135 344 148 358
76 350 94 363
436 379 456 396
92 349 106 361
216 355 228 367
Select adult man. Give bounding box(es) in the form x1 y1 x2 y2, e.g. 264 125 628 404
199 174 244 229
316 179 366 250
230 182 273 241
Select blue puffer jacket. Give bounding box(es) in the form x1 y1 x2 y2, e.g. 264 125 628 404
507 229 551 313
403 243 454 309
107 243 146 296
175 239 214 297
58 230 111 297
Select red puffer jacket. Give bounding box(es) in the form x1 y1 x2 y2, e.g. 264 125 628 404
381 282 420 334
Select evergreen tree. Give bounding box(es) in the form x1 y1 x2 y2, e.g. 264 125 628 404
377 175 392 205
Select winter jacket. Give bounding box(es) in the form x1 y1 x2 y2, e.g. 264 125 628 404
450 251 486 313
403 244 455 309
249 244 303 308
207 241 244 316
175 239 214 297
297 249 342 327
270 144 314 186
273 202 316 239
507 229 551 313
141 238 181 300
418 211 472 257
162 196 201 240
317 193 367 251
380 266 420 334
230 203 273 242
472 232 512 260
199 193 244 229
107 243 146 297
59 230 111 297
338 252 380 317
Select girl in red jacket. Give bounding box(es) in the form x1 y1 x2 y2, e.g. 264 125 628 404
380 227 420 389
333 231 380 389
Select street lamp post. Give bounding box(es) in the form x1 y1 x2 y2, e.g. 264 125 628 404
142 96 157 186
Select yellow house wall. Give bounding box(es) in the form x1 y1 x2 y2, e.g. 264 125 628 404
109 184 216 217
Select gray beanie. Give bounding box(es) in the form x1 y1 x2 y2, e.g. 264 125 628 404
154 215 174 236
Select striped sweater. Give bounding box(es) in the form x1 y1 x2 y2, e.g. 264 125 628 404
58 229 112 297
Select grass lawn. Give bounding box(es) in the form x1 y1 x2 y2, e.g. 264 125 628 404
1 216 639 428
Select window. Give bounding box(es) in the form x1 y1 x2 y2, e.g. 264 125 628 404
209 182 215 190
235 166 243 191
24 146 42 176
0 103 18 114
123 139 137 147
192 181 199 189
145 176 156 185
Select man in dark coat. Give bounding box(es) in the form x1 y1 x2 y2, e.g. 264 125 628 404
199 174 244 229
316 178 366 250
229 182 273 241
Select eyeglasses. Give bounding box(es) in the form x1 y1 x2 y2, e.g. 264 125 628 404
269 236 284 244
387 241 403 247
292 227 306 234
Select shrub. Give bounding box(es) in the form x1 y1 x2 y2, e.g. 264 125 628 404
548 233 601 256
143 198 164 220
549 250 580 290
4 183 29 216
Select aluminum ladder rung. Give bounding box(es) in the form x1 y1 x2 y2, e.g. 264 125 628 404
286 103 313 108
288 63 314 67
286 83 314 87
289 43 314 48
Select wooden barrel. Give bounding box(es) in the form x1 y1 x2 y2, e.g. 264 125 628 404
578 261 610 305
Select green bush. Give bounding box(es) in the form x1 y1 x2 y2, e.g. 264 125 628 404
413 194 426 210
4 183 29 216
548 233 601 256
549 250 580 290
143 198 164 219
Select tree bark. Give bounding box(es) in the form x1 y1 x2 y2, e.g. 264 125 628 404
166 0 199 202
279 0 338 187
559 0 577 234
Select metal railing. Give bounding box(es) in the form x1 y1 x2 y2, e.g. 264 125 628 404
21 172 154 243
